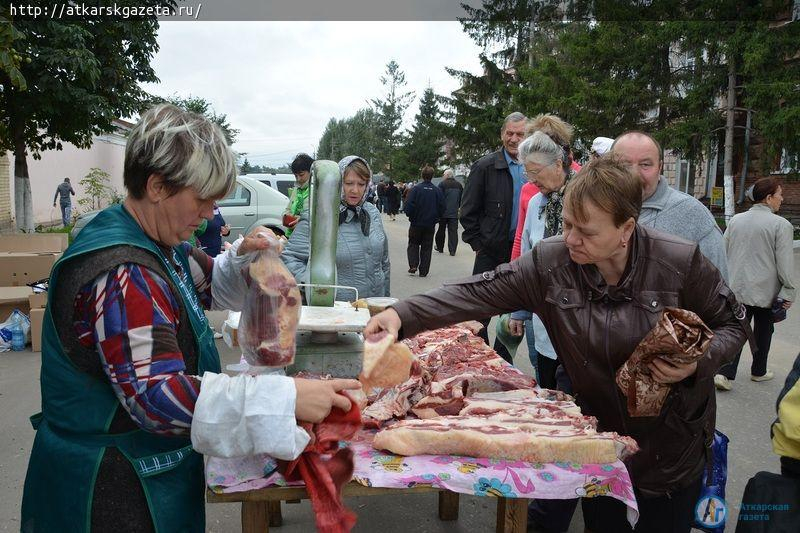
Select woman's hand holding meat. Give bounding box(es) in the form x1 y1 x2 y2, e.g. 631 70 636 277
237 226 278 256
294 378 362 423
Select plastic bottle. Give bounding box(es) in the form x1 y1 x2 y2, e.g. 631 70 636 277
11 321 25 351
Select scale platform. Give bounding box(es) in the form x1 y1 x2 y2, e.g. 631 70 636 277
288 301 371 378
297 302 371 334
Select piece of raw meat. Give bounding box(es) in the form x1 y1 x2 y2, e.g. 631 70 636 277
239 233 302 367
278 399 362 533
360 332 415 391
373 416 638 464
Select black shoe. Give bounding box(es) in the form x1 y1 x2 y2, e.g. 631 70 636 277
435 248 443 253
419 273 427 277
449 252 456 256
408 267 417 274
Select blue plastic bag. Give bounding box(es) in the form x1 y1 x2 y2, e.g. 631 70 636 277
694 430 729 532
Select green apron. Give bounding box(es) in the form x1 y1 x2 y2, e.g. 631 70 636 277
21 204 221 532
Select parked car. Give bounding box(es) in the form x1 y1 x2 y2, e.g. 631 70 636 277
219 176 289 242
243 173 296 197
71 176 290 242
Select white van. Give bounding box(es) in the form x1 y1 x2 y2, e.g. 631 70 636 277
243 173 297 197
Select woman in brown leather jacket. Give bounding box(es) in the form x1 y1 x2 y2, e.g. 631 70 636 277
366 156 748 533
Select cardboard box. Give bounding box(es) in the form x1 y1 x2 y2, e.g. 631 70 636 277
0 286 33 319
30 307 45 352
28 292 48 309
0 233 68 253
0 252 61 286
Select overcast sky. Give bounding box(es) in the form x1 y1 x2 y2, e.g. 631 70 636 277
142 22 484 167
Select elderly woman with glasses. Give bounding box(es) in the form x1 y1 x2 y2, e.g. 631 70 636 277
366 156 748 533
21 104 359 532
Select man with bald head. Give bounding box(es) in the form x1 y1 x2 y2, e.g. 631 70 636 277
611 131 728 280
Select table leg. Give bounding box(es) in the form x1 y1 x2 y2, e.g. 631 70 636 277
438 491 460 520
242 501 269 533
495 497 528 533
267 500 283 527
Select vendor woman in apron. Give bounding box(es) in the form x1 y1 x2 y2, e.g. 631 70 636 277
21 104 359 532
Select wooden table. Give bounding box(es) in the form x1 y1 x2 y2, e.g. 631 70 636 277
206 482 529 532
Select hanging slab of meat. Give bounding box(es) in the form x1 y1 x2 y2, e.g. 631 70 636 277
372 415 638 464
360 332 416 391
240 239 302 367
616 307 714 417
278 400 362 533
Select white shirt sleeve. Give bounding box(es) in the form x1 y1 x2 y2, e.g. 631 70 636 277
191 372 310 460
210 236 253 311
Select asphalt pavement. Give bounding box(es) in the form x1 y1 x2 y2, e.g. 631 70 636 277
1 213 797 532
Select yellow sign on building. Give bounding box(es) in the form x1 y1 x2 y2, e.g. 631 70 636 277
711 187 724 207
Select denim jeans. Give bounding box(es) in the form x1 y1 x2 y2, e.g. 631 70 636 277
60 203 72 227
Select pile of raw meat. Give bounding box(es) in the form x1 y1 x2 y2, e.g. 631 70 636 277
365 323 639 464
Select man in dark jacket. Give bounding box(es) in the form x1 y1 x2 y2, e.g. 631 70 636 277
459 111 527 362
53 178 76 227
435 169 463 256
404 165 445 277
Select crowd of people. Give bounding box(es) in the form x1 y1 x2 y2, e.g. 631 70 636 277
22 102 798 533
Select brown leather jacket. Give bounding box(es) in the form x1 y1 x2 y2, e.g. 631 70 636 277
393 225 747 497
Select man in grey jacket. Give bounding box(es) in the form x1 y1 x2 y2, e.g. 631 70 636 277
53 178 76 227
435 169 463 256
612 132 728 280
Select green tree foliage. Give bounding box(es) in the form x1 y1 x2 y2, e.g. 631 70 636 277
0 7 27 90
239 158 254 174
156 94 239 145
450 0 800 174
0 5 169 231
316 108 381 165
397 87 446 178
442 55 520 163
370 60 414 172
78 167 113 213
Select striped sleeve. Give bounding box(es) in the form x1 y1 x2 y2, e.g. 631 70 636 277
73 263 201 435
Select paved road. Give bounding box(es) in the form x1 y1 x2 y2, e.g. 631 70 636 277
1 213 797 532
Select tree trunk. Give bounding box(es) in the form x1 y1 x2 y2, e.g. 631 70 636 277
13 141 34 233
723 62 736 222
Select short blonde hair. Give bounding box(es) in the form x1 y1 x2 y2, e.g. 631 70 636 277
124 104 237 200
525 113 574 145
564 155 642 227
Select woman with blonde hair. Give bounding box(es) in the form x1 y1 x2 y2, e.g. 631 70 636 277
21 104 359 532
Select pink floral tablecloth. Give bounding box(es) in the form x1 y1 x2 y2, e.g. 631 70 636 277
206 429 639 527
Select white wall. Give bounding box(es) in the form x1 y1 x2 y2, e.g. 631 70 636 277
7 131 127 226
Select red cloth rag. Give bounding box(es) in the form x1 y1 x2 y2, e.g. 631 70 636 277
279 399 362 533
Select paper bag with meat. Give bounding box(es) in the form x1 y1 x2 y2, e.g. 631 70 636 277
239 232 302 367
616 307 713 417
